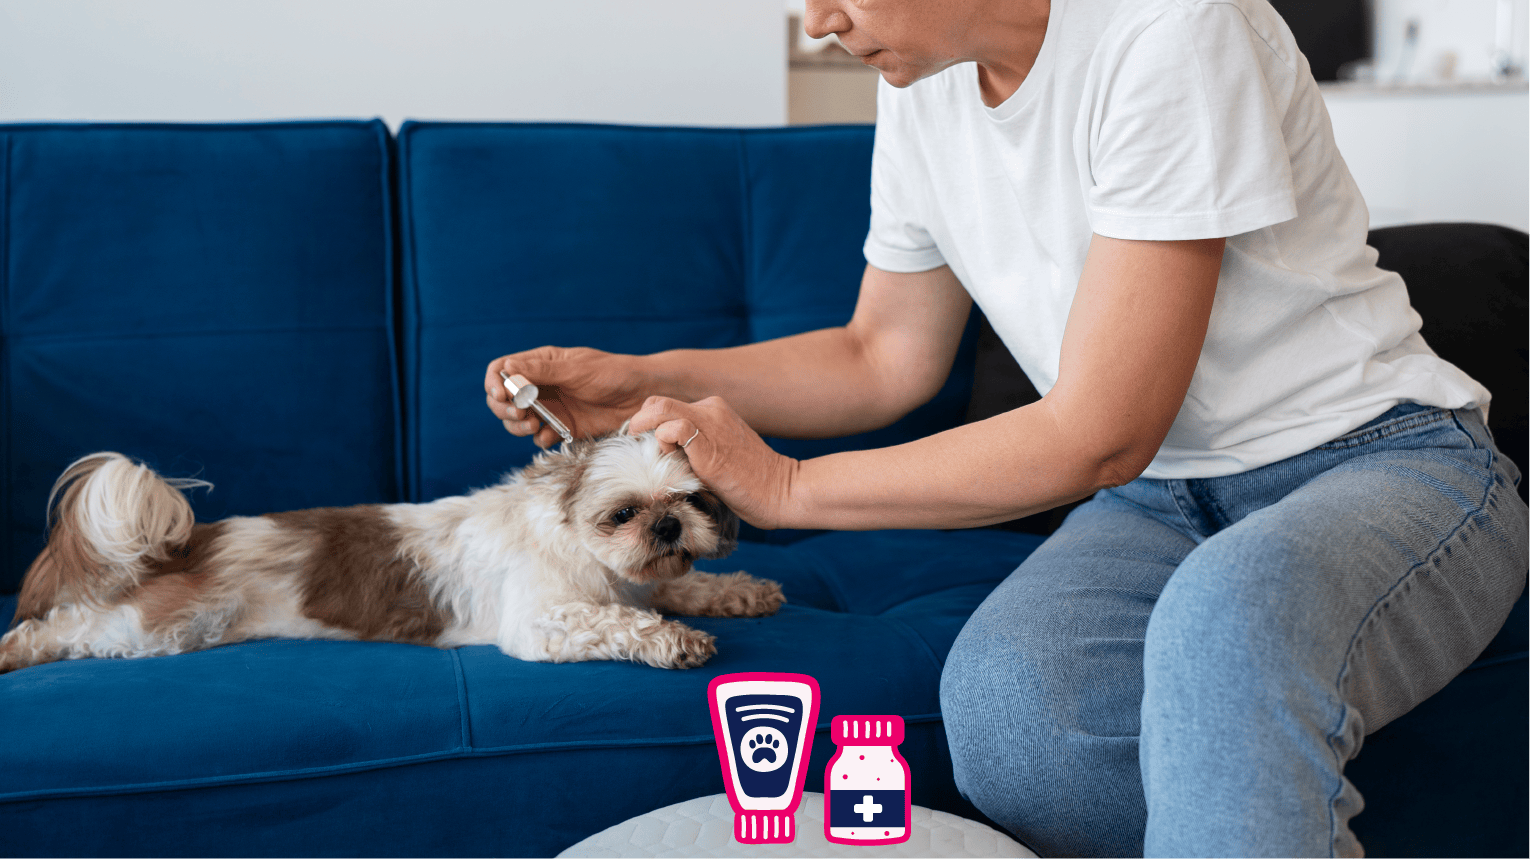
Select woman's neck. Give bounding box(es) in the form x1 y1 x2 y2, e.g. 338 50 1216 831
972 0 1051 107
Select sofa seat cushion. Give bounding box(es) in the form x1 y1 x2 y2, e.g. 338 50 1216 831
0 528 1042 857
0 635 468 797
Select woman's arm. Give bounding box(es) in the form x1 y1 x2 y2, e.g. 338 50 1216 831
485 263 972 444
630 234 1226 529
642 262 972 438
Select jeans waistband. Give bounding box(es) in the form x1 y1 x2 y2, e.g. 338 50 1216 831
1315 403 1457 451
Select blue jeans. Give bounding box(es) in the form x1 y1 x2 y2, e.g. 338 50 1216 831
940 405 1528 857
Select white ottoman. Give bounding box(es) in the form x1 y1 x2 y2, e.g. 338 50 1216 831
558 792 1037 858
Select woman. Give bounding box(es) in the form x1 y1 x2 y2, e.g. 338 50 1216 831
484 0 1528 854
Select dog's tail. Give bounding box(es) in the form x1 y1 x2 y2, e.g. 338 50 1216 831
12 453 211 626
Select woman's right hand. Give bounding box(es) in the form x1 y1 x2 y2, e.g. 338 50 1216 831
484 346 650 447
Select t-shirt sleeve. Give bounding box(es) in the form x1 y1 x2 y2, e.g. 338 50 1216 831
1084 2 1300 240
863 79 947 273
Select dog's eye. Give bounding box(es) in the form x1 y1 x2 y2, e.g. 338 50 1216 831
684 493 706 510
611 507 638 526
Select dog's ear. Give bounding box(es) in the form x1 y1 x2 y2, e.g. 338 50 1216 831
687 489 739 559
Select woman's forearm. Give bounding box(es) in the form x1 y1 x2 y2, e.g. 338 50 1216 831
637 329 915 439
638 264 972 439
777 398 1118 530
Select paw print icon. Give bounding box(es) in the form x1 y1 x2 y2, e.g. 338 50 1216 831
741 726 788 773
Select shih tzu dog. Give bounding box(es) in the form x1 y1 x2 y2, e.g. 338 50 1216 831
0 432 783 674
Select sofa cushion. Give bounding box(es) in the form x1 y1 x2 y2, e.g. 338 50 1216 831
0 528 1043 857
1365 222 1528 496
396 123 977 516
0 121 402 592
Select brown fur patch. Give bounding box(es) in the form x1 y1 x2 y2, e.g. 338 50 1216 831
265 506 452 644
147 521 228 577
635 549 695 583
685 489 738 558
557 457 592 524
14 516 94 626
515 437 596 526
14 460 114 625
137 522 228 633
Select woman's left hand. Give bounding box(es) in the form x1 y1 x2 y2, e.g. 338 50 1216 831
627 395 800 530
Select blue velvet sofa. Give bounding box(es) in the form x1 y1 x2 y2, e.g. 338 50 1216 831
0 120 1523 858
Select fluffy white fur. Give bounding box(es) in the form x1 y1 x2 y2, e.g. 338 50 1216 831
0 434 783 673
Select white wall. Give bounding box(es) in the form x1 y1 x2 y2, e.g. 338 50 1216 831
1371 0 1528 83
0 0 786 128
1323 85 1529 230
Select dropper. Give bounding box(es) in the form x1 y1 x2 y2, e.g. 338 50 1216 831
500 372 574 446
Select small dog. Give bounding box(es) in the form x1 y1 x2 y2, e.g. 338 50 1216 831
0 433 783 673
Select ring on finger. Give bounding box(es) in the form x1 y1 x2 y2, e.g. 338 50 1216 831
680 428 700 449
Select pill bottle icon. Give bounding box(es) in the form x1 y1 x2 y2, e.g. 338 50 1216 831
824 714 912 845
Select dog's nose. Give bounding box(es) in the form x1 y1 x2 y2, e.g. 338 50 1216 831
652 515 682 544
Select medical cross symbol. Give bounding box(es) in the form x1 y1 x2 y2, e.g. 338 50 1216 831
853 795 882 822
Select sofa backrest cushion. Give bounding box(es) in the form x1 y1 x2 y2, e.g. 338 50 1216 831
1365 222 1528 500
0 121 400 592
398 123 977 506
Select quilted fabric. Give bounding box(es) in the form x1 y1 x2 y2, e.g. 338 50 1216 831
557 792 1037 858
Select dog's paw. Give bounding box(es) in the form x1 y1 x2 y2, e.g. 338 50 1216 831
721 572 785 618
0 643 36 675
0 628 41 674
658 622 716 669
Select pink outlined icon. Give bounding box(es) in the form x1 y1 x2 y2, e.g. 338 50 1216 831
708 673 820 845
824 714 912 845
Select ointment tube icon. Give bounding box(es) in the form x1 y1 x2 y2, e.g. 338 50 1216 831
708 672 820 845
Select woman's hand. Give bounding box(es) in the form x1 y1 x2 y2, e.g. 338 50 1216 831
627 395 801 530
485 346 649 447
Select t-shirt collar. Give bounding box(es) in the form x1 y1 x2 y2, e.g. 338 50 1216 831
977 0 1066 122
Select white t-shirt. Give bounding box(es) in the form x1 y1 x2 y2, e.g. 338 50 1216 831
863 0 1489 479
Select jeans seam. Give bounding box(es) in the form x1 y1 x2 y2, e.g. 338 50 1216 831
1166 481 1207 538
1322 703 1356 857
1188 479 1232 532
1315 407 1452 451
1322 435 1500 852
1448 408 1495 466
